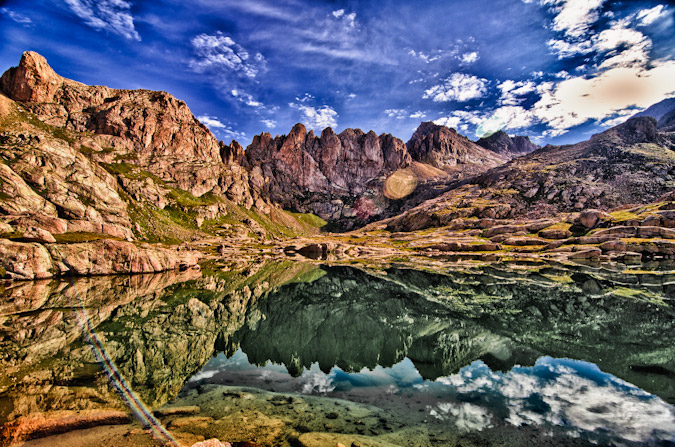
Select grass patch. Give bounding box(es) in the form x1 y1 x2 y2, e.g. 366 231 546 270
609 210 640 222
53 232 119 243
286 211 327 229
168 189 221 208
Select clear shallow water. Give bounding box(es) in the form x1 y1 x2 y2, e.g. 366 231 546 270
186 349 675 446
1 261 675 446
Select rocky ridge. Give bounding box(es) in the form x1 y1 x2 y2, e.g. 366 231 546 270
476 130 539 158
406 121 507 169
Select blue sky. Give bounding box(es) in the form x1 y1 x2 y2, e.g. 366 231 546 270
1 0 674 146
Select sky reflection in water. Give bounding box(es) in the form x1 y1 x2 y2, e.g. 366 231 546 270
190 350 675 446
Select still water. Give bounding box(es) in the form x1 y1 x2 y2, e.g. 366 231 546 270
1 260 674 446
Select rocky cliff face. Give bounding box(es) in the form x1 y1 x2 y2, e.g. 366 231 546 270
246 121 510 229
0 52 331 279
0 52 259 205
476 130 538 159
246 123 412 225
406 122 507 171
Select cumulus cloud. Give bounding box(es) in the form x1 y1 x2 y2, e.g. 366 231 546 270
477 106 536 136
635 5 668 26
289 102 338 130
409 111 426 119
594 23 651 70
230 89 264 108
423 73 488 102
498 80 537 105
546 38 593 58
331 9 356 28
436 358 675 444
63 0 140 40
461 51 479 64
191 32 266 79
429 402 493 432
261 119 277 129
434 110 483 131
408 49 443 64
385 109 407 119
543 0 605 38
197 115 227 129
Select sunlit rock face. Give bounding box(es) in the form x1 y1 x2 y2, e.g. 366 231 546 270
406 122 507 170
0 51 259 207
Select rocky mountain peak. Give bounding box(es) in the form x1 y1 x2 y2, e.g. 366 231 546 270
476 130 538 158
406 121 507 171
0 51 74 103
592 116 660 146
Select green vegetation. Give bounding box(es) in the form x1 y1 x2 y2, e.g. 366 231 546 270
168 189 221 208
609 210 640 222
53 232 120 243
286 211 327 229
0 231 24 240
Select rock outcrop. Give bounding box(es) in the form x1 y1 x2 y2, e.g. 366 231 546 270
246 121 511 228
246 123 412 225
406 122 507 172
476 130 539 159
633 97 675 131
0 52 257 204
0 238 201 280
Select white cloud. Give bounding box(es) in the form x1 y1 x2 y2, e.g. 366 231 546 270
532 62 675 136
331 9 356 28
197 115 227 129
547 38 593 58
191 32 266 79
289 103 338 130
423 73 488 102
295 93 315 103
408 49 443 64
0 7 32 24
434 110 483 130
594 23 651 70
498 80 536 105
385 109 407 119
430 402 493 432
635 5 668 26
197 115 246 141
543 0 606 38
477 105 536 137
230 89 264 108
409 111 426 119
261 119 277 129
461 52 479 64
63 0 140 40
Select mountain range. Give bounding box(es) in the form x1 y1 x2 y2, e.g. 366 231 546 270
1 51 674 279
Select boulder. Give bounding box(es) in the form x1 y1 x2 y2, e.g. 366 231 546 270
22 226 56 243
577 209 613 229
539 229 572 240
0 238 53 280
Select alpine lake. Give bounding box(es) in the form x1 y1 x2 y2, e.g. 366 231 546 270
1 256 674 447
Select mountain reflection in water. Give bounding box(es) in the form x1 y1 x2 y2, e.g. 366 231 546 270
1 260 674 446
187 350 675 446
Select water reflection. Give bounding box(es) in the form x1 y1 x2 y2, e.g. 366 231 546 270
189 350 675 446
1 259 674 445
